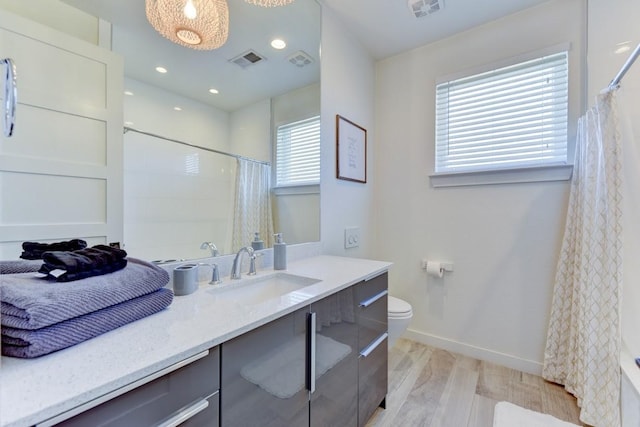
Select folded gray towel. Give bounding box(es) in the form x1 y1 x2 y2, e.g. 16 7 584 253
0 260 43 275
0 258 170 330
1 288 174 358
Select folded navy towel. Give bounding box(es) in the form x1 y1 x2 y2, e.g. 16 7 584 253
1 288 174 358
20 239 87 260
38 245 128 282
0 257 170 330
0 260 43 275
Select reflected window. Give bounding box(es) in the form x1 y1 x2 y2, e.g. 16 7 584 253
275 116 320 187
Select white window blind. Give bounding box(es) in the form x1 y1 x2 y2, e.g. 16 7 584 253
435 51 569 174
276 116 320 186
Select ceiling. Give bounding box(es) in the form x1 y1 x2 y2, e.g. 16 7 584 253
320 0 551 60
58 0 551 111
60 0 321 112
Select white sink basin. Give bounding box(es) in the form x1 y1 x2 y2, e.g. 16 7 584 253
207 272 321 306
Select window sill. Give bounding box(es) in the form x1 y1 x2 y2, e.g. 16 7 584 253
272 184 320 196
429 164 573 188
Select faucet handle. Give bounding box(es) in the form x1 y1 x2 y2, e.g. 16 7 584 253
248 252 264 276
199 262 222 285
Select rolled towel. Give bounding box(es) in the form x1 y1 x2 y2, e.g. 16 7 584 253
0 258 170 330
20 239 87 260
38 245 128 282
0 260 43 275
1 288 174 358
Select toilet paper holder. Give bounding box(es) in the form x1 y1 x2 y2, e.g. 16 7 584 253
421 259 454 275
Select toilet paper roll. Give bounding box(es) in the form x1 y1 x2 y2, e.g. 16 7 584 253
426 261 444 278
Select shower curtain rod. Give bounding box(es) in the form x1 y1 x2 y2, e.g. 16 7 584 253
123 126 271 166
606 42 640 92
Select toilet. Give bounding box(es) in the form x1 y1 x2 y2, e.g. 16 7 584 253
387 296 413 349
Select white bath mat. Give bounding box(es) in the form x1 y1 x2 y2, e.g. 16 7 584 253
493 401 580 427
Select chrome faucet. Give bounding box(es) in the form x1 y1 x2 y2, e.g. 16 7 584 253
200 241 219 257
231 246 254 280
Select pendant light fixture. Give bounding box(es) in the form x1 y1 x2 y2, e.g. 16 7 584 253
244 0 295 7
145 0 229 50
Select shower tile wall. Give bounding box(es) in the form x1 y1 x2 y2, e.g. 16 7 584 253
123 131 236 261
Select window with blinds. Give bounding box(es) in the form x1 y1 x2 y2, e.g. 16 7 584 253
435 51 569 174
275 116 321 186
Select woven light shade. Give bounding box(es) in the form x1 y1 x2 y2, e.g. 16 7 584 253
245 0 295 7
145 0 229 50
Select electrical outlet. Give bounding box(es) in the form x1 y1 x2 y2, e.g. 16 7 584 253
345 227 360 249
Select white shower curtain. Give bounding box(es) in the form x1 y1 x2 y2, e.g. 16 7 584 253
542 91 622 427
232 159 274 252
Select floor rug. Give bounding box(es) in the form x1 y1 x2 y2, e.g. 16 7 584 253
493 401 580 427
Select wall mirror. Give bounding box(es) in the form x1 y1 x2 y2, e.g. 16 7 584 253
59 0 321 262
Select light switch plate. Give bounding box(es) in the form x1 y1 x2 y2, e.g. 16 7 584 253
345 226 360 249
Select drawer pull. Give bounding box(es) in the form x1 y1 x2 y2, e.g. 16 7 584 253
306 311 317 393
359 290 388 308
360 333 388 358
37 350 211 426
156 398 209 427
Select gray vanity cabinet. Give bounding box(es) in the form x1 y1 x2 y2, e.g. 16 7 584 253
220 306 310 427
220 287 359 427
54 347 220 427
356 272 388 427
308 286 359 427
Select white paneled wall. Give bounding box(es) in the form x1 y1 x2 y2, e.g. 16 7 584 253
0 8 123 259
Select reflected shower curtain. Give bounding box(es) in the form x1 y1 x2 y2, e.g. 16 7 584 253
232 159 274 251
542 91 622 427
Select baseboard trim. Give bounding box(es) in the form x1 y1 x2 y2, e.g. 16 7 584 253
403 329 543 375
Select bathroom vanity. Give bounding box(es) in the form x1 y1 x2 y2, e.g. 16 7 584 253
0 256 391 427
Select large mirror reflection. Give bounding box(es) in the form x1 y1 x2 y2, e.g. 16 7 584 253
60 0 321 262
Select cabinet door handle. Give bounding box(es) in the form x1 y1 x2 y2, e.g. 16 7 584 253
1 58 17 137
360 333 388 358
156 398 209 427
306 311 316 393
359 290 388 308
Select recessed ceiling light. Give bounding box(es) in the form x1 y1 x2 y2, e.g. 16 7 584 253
174 106 182 111
271 39 286 50
124 90 134 96
156 66 168 73
209 88 219 94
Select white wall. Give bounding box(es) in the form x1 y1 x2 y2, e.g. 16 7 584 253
373 0 585 373
229 99 271 163
320 7 376 258
272 83 321 245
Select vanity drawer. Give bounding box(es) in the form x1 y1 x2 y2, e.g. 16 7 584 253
356 273 388 351
358 332 387 427
52 348 220 427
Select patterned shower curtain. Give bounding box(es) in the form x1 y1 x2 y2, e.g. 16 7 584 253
232 159 274 252
542 91 622 427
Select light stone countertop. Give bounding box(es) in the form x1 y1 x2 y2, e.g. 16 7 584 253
0 255 391 427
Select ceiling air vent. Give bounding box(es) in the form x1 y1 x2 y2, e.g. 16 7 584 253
287 50 314 68
230 50 266 68
408 0 443 18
